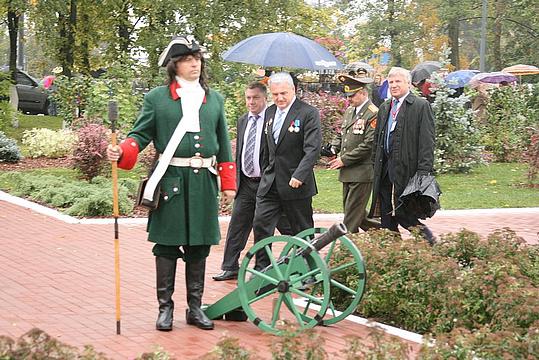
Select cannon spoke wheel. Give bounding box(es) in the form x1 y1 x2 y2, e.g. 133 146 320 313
237 235 331 334
282 227 367 326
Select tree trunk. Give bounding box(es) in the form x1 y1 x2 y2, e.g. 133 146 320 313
387 0 402 66
80 12 91 74
492 0 504 71
7 6 19 81
448 17 460 69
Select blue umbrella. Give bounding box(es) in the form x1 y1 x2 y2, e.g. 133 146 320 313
221 32 343 71
444 70 480 88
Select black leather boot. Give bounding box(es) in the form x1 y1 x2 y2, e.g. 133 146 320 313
155 256 177 331
185 259 214 330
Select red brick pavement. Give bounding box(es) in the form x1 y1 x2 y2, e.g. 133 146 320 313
1 198 538 359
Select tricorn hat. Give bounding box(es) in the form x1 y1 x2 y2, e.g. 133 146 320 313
157 35 205 67
338 74 374 96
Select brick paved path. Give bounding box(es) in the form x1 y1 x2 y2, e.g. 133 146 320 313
1 195 538 359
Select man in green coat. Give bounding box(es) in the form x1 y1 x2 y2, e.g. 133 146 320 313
107 35 236 331
328 74 380 233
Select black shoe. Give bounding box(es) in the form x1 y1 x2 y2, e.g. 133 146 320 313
212 270 238 281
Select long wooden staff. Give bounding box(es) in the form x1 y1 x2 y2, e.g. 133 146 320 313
109 100 121 335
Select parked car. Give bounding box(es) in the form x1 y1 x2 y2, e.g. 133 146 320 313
1 67 50 115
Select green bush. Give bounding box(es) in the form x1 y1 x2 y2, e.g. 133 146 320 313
0 131 21 163
0 71 15 132
52 64 143 134
332 228 539 358
0 172 136 216
22 128 77 158
51 74 90 125
430 75 483 174
482 85 536 162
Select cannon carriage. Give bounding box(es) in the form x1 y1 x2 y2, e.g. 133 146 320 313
204 223 367 334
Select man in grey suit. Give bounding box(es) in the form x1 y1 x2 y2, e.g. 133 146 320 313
213 82 291 281
252 72 322 270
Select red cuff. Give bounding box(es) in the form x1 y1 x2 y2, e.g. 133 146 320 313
217 162 236 191
117 138 139 170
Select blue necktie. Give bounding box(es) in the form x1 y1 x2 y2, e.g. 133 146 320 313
243 115 258 176
272 110 286 144
385 98 399 152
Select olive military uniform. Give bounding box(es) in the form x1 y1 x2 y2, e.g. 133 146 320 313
331 100 379 232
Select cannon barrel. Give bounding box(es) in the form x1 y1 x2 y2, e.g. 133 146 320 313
297 223 347 257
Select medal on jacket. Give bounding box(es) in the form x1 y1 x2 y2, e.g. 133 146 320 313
294 119 300 132
288 120 294 132
265 118 272 135
353 119 365 135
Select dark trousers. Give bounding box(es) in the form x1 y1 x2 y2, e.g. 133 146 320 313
379 170 434 243
342 181 379 233
252 184 313 270
221 176 292 271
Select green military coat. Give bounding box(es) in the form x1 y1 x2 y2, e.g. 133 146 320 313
127 85 233 247
331 100 378 183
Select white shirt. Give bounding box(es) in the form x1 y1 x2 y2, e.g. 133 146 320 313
272 96 296 143
241 108 266 177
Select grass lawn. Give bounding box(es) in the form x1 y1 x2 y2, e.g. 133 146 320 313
4 113 63 143
313 163 538 212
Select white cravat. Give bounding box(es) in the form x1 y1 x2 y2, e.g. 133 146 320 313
176 76 204 132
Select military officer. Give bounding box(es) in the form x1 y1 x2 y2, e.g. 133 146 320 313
327 74 380 233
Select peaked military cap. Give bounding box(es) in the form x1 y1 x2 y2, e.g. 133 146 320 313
338 74 374 96
157 35 205 67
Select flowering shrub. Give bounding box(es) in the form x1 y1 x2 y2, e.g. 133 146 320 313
0 131 21 163
330 228 538 358
301 90 348 145
72 123 110 181
22 128 77 158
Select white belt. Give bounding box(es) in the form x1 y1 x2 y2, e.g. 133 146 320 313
161 155 217 174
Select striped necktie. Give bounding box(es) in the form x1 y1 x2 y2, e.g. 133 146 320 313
243 115 259 176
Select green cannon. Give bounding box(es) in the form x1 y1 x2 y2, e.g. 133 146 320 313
204 223 367 334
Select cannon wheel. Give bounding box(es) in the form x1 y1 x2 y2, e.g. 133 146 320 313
281 227 367 326
237 235 331 334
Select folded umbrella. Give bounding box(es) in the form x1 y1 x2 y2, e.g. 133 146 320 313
398 173 442 219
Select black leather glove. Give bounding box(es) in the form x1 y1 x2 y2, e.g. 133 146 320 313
320 143 336 157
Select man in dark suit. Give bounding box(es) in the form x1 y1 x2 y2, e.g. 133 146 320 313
213 82 291 281
252 72 322 270
368 67 436 244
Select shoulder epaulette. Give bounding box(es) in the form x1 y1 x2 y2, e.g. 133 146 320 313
368 104 378 113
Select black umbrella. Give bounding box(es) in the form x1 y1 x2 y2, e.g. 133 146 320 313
398 173 442 219
410 61 441 84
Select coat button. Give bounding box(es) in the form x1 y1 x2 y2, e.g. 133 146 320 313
164 195 169 201
194 135 200 140
194 143 201 148
173 187 178 192
193 169 199 174
195 152 201 156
